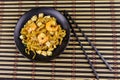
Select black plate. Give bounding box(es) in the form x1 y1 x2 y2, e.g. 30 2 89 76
14 7 70 62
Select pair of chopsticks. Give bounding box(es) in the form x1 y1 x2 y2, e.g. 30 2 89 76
63 10 112 80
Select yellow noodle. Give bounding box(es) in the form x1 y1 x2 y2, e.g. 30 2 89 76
20 13 66 59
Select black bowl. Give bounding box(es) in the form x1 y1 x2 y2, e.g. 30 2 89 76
14 7 70 62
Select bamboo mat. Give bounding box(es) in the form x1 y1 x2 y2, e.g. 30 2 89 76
0 0 120 80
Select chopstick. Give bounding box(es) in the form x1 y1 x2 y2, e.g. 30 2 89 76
64 10 112 71
63 11 99 80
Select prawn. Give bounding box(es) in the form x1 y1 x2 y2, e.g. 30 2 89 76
37 33 49 44
26 22 37 33
46 20 58 31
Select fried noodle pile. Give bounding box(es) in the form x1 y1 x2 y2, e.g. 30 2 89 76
20 13 66 59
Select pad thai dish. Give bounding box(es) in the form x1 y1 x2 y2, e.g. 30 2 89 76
20 13 66 59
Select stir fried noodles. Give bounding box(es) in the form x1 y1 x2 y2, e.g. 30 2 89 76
20 13 66 59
